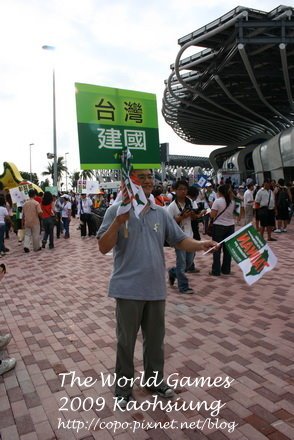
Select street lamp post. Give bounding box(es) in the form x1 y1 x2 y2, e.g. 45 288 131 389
65 152 69 191
42 45 57 188
29 143 34 182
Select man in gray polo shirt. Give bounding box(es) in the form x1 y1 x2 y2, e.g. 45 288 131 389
97 169 216 409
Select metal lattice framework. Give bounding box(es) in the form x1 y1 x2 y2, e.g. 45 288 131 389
162 5 294 148
167 154 211 168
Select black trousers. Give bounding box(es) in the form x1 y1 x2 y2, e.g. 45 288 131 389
115 299 165 397
80 213 94 236
211 224 235 275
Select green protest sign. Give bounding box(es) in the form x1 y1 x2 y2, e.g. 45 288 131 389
75 83 160 169
45 186 58 196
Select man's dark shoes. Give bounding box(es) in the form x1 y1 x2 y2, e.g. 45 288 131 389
180 288 194 294
114 394 132 410
145 383 174 398
186 268 200 273
24 247 30 253
209 271 220 276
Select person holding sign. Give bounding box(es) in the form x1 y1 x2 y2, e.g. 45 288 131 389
97 169 217 409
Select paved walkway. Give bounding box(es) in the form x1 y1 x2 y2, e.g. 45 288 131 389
0 218 293 440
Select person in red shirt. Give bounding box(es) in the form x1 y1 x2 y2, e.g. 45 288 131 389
41 191 55 249
34 191 43 204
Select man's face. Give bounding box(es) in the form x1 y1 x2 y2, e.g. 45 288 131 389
132 170 154 197
264 182 270 190
175 184 188 201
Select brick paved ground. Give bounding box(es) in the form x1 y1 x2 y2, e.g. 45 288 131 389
0 218 293 440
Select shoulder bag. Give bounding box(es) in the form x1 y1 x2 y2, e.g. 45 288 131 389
207 205 228 237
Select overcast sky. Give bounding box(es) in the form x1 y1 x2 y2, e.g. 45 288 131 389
0 0 283 180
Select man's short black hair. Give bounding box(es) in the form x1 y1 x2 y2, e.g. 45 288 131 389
28 189 36 198
174 180 189 190
188 186 199 198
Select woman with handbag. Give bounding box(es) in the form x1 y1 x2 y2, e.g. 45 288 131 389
209 184 235 276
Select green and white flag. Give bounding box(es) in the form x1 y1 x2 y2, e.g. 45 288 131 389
224 223 277 285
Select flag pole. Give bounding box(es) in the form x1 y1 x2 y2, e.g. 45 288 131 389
202 223 253 255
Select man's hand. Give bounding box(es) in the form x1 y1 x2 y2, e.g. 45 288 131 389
201 240 219 252
201 240 221 255
176 237 219 253
115 212 130 225
182 209 192 218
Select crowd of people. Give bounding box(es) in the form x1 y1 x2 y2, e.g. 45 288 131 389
0 173 293 388
0 189 113 257
154 176 293 280
95 170 293 408
0 176 293 265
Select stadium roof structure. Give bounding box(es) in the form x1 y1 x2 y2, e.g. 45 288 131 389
167 154 211 168
162 5 294 148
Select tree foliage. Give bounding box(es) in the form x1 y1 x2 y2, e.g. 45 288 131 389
42 156 68 183
20 171 39 185
70 170 95 189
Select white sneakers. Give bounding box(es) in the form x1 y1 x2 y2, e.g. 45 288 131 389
0 333 12 349
0 333 16 376
0 358 16 375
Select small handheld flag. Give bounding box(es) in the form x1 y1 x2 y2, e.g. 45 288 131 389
116 146 148 223
224 223 277 285
203 223 277 285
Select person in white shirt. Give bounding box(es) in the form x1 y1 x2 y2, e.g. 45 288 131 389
254 179 276 241
77 194 93 237
0 196 9 257
209 184 235 276
236 186 245 225
60 195 72 239
201 182 216 234
243 183 254 225
167 180 199 294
